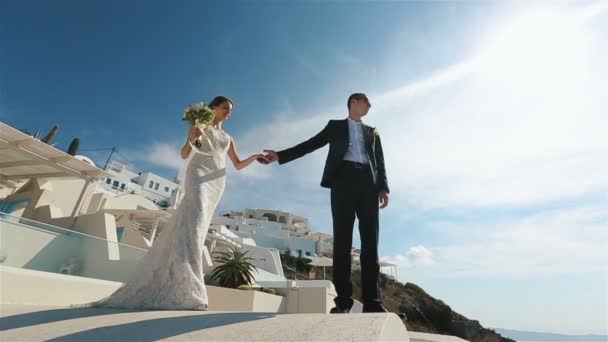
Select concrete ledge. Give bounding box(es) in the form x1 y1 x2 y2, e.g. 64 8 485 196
1 304 410 342
0 266 286 312
0 266 120 306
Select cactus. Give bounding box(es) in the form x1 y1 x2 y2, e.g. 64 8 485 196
67 138 80 156
42 125 60 144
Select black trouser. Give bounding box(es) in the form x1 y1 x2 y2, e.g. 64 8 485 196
331 161 381 309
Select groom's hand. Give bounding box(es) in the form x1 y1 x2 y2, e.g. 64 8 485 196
378 191 389 209
255 154 270 164
262 150 279 164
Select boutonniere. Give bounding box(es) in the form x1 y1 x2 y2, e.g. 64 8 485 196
373 128 380 136
364 127 377 143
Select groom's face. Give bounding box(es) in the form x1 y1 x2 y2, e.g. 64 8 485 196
353 97 371 116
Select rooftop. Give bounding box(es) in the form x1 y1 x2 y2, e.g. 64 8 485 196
0 122 110 191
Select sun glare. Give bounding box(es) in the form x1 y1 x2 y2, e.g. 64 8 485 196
476 9 590 92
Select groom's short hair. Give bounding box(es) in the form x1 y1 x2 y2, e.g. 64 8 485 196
347 93 368 109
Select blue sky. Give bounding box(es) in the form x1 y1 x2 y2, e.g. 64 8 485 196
1 0 607 335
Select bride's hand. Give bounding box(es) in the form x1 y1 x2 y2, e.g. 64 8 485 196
188 126 203 143
255 154 270 164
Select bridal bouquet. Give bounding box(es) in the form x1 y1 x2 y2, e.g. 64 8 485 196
182 102 216 148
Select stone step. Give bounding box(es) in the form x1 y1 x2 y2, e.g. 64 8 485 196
0 304 410 342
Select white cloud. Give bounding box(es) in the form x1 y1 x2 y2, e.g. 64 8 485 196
389 203 608 278
226 3 608 210
382 245 435 269
142 142 183 171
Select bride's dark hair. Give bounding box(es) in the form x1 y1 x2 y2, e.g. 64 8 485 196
209 96 234 109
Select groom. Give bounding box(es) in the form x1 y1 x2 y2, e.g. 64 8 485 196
262 93 390 313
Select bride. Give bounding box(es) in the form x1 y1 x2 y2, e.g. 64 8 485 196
87 96 267 310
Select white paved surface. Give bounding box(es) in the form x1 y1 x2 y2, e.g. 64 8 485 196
0 304 410 342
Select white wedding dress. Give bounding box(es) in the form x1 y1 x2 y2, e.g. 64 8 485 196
87 127 231 310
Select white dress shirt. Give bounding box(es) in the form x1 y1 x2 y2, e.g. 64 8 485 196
343 117 369 164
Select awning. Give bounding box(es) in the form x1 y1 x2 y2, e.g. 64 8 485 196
0 122 111 190
103 208 172 221
379 260 397 267
103 209 171 245
304 255 334 267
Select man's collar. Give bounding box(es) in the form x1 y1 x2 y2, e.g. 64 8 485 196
347 116 363 125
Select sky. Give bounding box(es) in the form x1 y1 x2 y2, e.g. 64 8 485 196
1 0 607 335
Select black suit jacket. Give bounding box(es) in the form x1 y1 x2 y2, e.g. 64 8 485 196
277 119 389 193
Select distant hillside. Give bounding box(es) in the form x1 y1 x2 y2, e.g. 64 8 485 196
358 271 515 342
285 260 515 342
493 328 607 342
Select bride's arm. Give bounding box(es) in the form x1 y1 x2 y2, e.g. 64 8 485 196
227 138 265 170
181 126 202 159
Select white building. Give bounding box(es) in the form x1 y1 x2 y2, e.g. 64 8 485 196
233 209 312 237
307 232 334 257
213 209 317 257
98 160 179 208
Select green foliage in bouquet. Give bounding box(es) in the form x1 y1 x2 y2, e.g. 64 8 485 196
182 102 216 148
182 102 216 128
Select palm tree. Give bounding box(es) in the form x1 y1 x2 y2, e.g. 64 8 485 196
209 247 258 289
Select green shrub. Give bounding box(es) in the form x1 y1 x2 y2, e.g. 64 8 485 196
210 247 258 289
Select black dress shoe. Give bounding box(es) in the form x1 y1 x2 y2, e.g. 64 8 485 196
362 303 388 313
329 306 350 314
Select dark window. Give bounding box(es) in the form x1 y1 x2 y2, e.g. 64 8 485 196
116 227 124 242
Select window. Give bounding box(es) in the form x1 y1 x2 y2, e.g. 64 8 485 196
165 186 169 192
120 183 126 190
154 182 159 190
0 199 31 219
263 213 278 222
112 180 119 188
305 252 311 256
116 227 124 242
106 178 111 184
149 180 154 188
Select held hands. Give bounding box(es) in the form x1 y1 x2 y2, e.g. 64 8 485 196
257 148 387 208
259 150 279 164
254 154 270 164
378 191 389 209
